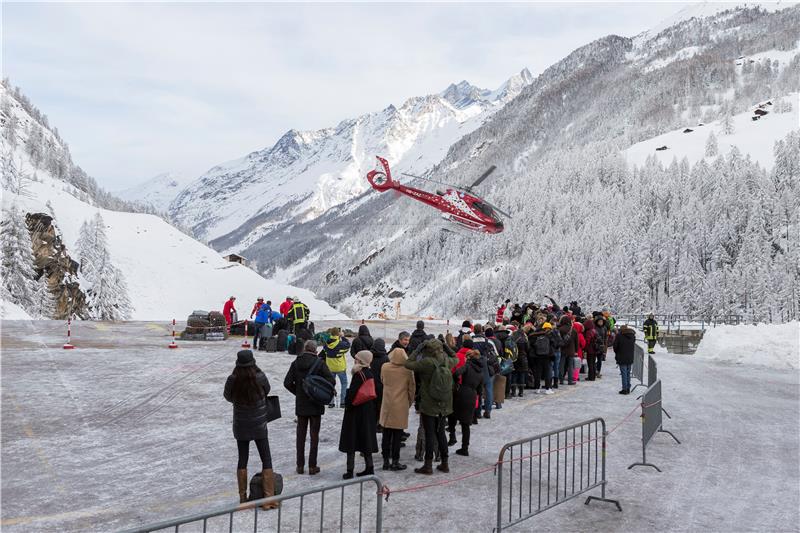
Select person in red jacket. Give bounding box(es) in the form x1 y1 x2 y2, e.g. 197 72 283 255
279 297 294 316
223 296 237 328
572 321 586 383
250 297 265 319
582 319 600 381
495 299 510 325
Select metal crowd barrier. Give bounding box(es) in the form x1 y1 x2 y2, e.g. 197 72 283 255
630 343 646 393
122 475 385 533
647 354 671 419
627 380 680 472
494 417 622 532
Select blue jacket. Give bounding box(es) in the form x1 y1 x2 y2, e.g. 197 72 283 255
269 311 283 324
254 304 270 324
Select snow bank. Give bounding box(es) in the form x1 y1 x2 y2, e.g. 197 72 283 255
0 299 33 320
694 321 800 369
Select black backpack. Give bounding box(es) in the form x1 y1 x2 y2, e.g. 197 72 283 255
534 334 551 356
302 358 335 405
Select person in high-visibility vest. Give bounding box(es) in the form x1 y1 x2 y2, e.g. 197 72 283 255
643 313 659 354
288 298 310 334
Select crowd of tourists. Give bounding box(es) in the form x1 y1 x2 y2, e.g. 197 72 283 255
222 298 657 507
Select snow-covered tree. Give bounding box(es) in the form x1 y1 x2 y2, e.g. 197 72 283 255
32 275 54 318
76 213 133 320
0 204 38 312
705 131 719 157
720 107 735 135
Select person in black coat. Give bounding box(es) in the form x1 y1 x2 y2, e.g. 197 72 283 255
339 350 379 478
224 350 278 509
510 328 529 397
613 325 636 394
408 320 428 353
370 338 390 430
451 350 484 456
284 340 335 475
350 325 374 357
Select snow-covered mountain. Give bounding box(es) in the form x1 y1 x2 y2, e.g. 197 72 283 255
0 81 346 321
116 171 192 213
168 69 533 252
237 4 800 321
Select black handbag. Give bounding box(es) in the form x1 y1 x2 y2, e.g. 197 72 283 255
265 395 282 423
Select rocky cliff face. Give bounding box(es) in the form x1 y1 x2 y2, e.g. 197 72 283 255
25 213 87 319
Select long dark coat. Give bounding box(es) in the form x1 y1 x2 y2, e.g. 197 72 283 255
453 357 484 425
224 370 271 441
284 351 335 417
338 368 379 454
350 325 374 357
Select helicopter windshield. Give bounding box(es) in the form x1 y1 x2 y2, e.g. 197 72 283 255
473 201 496 218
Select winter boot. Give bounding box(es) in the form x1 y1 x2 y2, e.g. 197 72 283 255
436 459 450 473
260 469 280 510
308 466 320 475
455 448 469 457
414 459 433 475
518 387 524 398
236 469 248 504
356 466 374 477
342 470 354 479
391 461 408 471
382 458 391 470
448 431 457 446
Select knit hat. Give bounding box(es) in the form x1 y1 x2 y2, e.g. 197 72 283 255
416 320 425 330
352 350 374 374
373 338 386 353
462 338 474 348
461 320 471 328
236 350 255 367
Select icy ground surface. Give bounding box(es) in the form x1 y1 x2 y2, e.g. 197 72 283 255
1 320 798 532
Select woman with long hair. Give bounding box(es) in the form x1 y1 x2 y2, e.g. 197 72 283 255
224 350 278 510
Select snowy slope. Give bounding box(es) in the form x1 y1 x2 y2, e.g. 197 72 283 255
0 299 33 320
625 93 799 169
169 69 533 251
643 1 793 38
116 171 192 213
1 83 346 321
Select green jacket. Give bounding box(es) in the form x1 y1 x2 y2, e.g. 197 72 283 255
404 339 457 416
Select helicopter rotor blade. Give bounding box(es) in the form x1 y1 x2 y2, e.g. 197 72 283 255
467 165 496 191
400 172 457 189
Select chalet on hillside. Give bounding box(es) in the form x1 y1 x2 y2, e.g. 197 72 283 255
223 253 246 265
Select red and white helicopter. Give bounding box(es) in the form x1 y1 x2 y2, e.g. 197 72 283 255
366 156 510 234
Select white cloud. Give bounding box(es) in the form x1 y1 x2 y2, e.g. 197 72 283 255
4 2 689 189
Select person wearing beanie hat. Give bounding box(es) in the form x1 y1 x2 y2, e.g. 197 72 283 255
456 321 473 349
339 350 379 479
284 340 335 475
224 350 278 510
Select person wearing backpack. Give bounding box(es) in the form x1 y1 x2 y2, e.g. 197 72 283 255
471 324 498 419
339 351 379 479
528 323 555 394
284 340 335 475
509 325 529 397
583 319 600 381
404 339 458 475
380 347 415 471
323 328 351 408
224 350 279 510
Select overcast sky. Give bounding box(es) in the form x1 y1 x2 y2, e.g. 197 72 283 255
3 1 691 190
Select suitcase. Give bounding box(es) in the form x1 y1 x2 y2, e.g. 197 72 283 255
263 336 278 352
277 330 289 352
249 471 283 501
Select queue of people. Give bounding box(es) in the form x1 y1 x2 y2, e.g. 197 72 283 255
224 302 643 506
